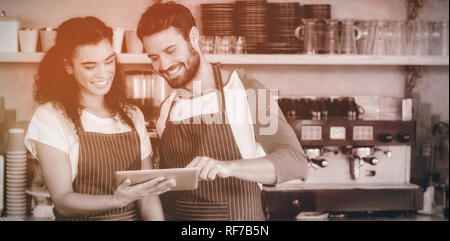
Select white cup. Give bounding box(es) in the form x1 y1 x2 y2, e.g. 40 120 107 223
112 28 124 53
7 128 26 152
18 29 38 52
39 28 57 52
125 30 143 53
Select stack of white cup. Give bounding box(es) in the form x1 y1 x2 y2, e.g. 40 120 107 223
5 128 28 218
0 155 4 216
113 28 124 53
125 30 143 53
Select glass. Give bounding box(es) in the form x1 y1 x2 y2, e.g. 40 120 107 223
222 36 232 54
213 36 221 54
389 21 406 55
314 19 329 54
213 36 232 54
295 19 317 54
372 20 388 55
430 21 449 56
200 35 246 54
339 19 361 55
383 21 394 55
199 35 214 54
414 21 431 55
326 20 339 55
404 20 416 55
355 20 376 55
234 36 246 54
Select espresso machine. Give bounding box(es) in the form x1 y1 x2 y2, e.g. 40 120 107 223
262 97 422 220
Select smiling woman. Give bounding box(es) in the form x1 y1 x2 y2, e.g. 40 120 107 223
33 17 130 131
67 39 116 109
24 17 175 221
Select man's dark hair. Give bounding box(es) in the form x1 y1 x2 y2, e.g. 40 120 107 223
137 1 196 41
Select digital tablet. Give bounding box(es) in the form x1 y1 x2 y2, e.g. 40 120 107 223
115 167 200 191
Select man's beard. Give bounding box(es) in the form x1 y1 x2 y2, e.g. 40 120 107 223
160 46 200 89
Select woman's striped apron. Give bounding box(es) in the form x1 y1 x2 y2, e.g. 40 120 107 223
159 64 265 221
54 130 142 221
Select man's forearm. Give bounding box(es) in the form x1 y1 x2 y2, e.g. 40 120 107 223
228 157 277 185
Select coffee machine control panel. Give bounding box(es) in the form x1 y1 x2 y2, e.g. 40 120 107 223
301 126 323 140
290 119 415 147
329 126 346 140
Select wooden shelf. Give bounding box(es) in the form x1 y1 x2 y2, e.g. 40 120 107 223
205 54 450 66
0 52 45 63
0 52 448 66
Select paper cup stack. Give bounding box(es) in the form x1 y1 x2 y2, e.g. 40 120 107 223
5 128 28 217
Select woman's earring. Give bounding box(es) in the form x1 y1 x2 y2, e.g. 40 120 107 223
63 58 74 75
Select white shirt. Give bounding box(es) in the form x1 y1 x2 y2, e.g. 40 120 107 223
157 70 266 160
24 103 152 182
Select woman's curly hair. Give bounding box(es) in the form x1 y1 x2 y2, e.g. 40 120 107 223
34 17 136 134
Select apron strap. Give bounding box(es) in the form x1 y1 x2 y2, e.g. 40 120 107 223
165 93 177 125
211 63 227 115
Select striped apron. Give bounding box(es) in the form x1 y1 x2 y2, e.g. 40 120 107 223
54 130 142 221
159 64 265 221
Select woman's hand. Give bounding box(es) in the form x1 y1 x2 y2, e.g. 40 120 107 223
113 177 176 207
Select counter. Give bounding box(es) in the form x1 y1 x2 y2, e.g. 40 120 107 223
262 183 425 220
1 212 446 221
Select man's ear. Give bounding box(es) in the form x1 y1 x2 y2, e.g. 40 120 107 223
63 58 74 75
189 26 200 51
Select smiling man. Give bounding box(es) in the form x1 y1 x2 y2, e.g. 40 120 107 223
137 1 308 221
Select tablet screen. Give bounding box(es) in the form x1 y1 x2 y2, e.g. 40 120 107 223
115 167 200 191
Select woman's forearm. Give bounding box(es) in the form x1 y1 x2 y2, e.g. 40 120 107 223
54 192 125 217
137 195 165 221
137 155 165 220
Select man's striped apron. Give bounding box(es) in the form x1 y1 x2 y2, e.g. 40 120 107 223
159 64 265 221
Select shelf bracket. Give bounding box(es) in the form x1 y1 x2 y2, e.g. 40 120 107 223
405 0 424 20
403 66 424 98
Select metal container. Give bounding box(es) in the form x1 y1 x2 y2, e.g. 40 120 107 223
124 71 171 121
148 72 171 107
125 71 151 101
0 11 20 52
